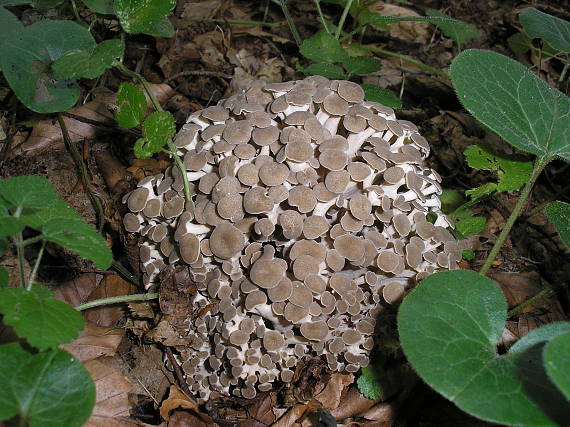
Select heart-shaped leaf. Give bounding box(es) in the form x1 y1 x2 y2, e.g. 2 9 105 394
41 218 112 269
0 343 95 426
52 39 124 80
0 20 95 113
299 30 349 64
0 284 84 350
544 332 570 400
451 49 570 163
343 57 381 75
520 7 570 53
398 270 570 426
545 201 570 248
115 0 175 37
362 84 402 108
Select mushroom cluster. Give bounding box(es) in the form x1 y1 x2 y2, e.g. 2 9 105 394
123 76 459 403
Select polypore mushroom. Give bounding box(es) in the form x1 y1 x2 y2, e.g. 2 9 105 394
123 76 458 403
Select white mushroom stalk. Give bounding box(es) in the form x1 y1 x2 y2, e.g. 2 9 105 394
122 76 460 403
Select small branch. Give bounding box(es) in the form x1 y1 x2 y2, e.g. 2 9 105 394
61 111 140 136
165 144 192 202
76 293 158 311
507 288 555 318
335 0 354 39
164 70 234 83
57 114 105 232
165 347 195 401
185 17 282 28
275 0 302 46
479 158 549 276
27 240 45 291
111 260 141 287
367 45 450 79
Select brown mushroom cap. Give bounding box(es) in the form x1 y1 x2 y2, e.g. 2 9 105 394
180 234 200 264
250 259 284 289
300 321 329 341
262 330 285 351
209 223 246 259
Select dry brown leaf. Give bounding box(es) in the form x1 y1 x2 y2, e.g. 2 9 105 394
61 322 123 362
368 2 430 42
331 386 380 421
273 403 308 427
53 273 101 307
314 373 354 410
85 357 132 424
125 345 174 403
160 385 215 425
86 417 157 427
84 275 137 326
360 402 394 422
180 0 223 19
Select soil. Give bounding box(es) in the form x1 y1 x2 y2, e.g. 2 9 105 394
1 0 569 426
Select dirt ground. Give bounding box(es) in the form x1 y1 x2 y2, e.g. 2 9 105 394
1 0 569 426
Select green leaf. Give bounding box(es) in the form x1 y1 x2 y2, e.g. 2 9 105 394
299 30 349 64
0 20 95 113
520 7 570 53
115 82 147 128
508 32 532 56
545 201 570 248
462 249 475 260
41 218 112 269
398 270 570 426
0 343 95 426
52 39 124 80
0 0 30 5
0 216 24 239
464 144 533 192
343 57 382 75
0 239 7 255
357 365 384 399
343 42 373 57
0 284 84 350
358 10 462 29
115 0 175 37
20 199 81 230
455 216 486 235
544 332 570 400
0 7 23 60
82 0 114 14
0 176 58 210
465 182 497 201
426 9 479 46
134 111 175 158
451 49 570 163
31 0 64 8
0 266 8 288
362 84 402 108
303 63 347 79
440 189 467 215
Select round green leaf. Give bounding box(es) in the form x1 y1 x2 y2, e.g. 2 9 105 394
0 20 95 113
299 30 349 64
52 39 124 80
545 201 570 249
115 82 146 128
0 176 58 210
115 0 175 37
343 57 381 75
362 84 402 108
520 7 570 53
0 344 95 427
134 111 176 158
82 0 114 14
398 270 570 426
451 49 570 163
41 218 112 269
0 284 84 350
303 63 347 79
544 332 570 400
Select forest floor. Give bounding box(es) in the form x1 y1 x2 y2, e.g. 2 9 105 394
1 0 569 426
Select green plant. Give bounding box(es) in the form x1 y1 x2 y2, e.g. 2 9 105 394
396 49 570 426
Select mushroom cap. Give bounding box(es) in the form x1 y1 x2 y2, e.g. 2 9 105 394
209 223 246 259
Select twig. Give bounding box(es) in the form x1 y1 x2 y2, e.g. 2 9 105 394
366 45 451 79
111 259 141 287
76 292 158 310
165 70 234 83
61 111 140 136
185 17 282 28
57 114 106 232
274 0 302 46
165 347 195 400
507 288 555 318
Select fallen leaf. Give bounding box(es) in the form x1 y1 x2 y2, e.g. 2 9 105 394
273 403 309 427
53 273 101 307
84 274 137 327
360 401 394 422
314 373 354 410
61 322 123 362
331 386 380 420
160 385 214 424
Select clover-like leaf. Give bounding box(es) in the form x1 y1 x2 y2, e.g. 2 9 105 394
362 84 402 108
303 63 347 79
82 0 114 14
0 284 84 350
115 82 147 128
0 176 59 210
451 49 570 163
343 57 381 75
115 0 176 37
545 201 570 248
544 332 570 400
0 20 95 113
299 30 349 64
134 111 176 159
426 9 479 47
399 270 570 426
0 343 95 426
520 7 570 53
52 39 124 80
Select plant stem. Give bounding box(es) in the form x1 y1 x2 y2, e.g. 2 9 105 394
559 61 569 82
14 233 26 288
22 235 44 247
479 158 549 276
313 0 330 34
275 0 302 46
366 45 450 79
27 240 45 291
76 292 158 311
507 288 555 318
185 17 282 27
335 0 354 39
165 143 192 201
115 62 163 112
